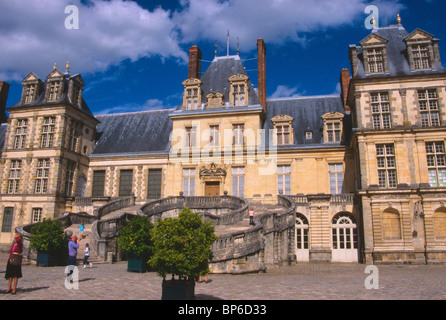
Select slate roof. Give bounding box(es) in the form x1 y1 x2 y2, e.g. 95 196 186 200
264 95 349 147
351 25 446 79
0 123 6 157
91 109 173 156
200 55 260 106
8 73 95 119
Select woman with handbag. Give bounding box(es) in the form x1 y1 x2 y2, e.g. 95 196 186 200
5 233 23 294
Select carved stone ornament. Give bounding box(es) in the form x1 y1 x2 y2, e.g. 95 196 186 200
199 162 227 178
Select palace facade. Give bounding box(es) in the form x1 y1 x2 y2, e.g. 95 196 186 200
1 20 446 264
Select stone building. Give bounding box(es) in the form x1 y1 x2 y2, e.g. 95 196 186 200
0 19 445 265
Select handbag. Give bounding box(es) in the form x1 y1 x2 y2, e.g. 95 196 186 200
10 253 22 266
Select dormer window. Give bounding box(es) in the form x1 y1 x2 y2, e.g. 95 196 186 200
367 48 384 73
23 84 37 104
21 73 43 105
322 112 344 144
411 44 430 70
404 29 439 72
271 115 294 145
46 81 61 102
182 78 202 110
359 33 389 75
228 74 249 107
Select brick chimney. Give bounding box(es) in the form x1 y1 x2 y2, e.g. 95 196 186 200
0 81 9 123
257 38 267 112
188 45 202 79
339 68 351 112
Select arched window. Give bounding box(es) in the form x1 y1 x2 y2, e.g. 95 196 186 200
332 213 358 250
295 214 309 261
382 208 401 240
433 208 446 239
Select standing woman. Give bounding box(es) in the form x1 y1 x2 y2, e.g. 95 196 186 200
5 233 23 294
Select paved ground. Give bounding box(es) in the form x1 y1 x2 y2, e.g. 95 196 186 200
1 252 446 301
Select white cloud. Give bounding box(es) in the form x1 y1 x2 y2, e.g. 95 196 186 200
0 0 404 81
270 85 303 99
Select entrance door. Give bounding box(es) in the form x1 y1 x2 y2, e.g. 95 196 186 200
331 213 358 262
205 181 220 196
295 215 309 262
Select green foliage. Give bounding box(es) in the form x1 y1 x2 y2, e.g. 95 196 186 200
149 207 218 280
117 216 154 257
30 218 69 252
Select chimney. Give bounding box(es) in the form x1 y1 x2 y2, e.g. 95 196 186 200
257 38 267 112
0 81 9 123
188 45 202 79
339 68 351 112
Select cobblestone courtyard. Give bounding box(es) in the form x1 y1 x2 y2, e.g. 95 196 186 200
1 252 446 301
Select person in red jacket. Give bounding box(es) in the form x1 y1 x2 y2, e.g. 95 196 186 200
5 233 23 294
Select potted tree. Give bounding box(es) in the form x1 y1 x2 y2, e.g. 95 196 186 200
149 207 217 300
30 218 69 267
117 216 154 273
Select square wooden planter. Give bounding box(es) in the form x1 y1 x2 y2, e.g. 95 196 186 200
161 279 195 300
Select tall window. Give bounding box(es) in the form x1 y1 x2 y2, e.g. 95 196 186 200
35 159 50 193
1 207 14 233
119 170 133 197
185 127 196 147
186 88 199 110
232 124 244 146
92 170 106 197
40 117 56 148
376 144 397 188
147 169 162 199
326 121 342 143
277 165 291 195
232 84 246 106
46 81 60 101
426 141 446 187
277 125 291 145
412 45 430 70
329 164 344 194
23 84 37 104
8 160 21 194
418 89 440 127
232 167 245 198
367 48 384 73
32 208 43 223
68 121 81 152
13 119 28 149
183 168 195 196
371 92 391 129
209 125 219 146
65 161 76 196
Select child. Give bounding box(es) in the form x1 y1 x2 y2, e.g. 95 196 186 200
79 223 85 239
83 243 92 268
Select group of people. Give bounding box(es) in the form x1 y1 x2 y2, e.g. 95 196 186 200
4 223 92 294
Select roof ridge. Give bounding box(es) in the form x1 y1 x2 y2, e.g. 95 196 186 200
268 94 340 101
95 108 176 117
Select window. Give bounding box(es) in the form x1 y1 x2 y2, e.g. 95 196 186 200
329 164 344 194
13 119 28 149
46 81 61 101
418 89 440 127
376 144 397 188
271 115 294 145
209 125 219 146
277 125 291 145
40 117 56 148
382 209 401 240
426 141 446 187
228 74 249 107
65 161 76 196
23 84 37 104
35 159 50 193
32 208 43 223
8 160 21 194
232 167 245 198
371 92 391 129
2 207 14 233
68 120 81 152
411 45 430 70
232 84 246 106
119 170 133 197
326 122 342 143
92 170 106 197
147 169 162 199
186 88 199 110
232 124 244 145
72 85 81 106
182 78 202 110
277 165 291 195
185 127 197 147
367 48 385 73
183 168 196 196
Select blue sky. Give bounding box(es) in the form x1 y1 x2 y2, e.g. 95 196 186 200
0 0 444 115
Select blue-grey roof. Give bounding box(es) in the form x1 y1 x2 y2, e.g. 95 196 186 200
92 110 173 155
200 55 260 106
352 25 446 79
265 95 349 146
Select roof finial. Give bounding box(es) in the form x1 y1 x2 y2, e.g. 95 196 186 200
53 63 57 70
397 14 401 25
237 37 240 56
66 61 70 72
371 16 376 27
215 41 218 57
226 30 230 56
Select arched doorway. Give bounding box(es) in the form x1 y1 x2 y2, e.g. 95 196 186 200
295 214 309 262
332 212 358 262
